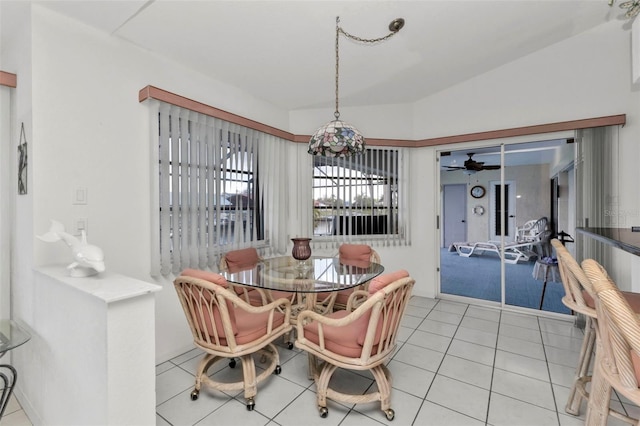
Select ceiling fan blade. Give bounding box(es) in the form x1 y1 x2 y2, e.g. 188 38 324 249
482 165 501 170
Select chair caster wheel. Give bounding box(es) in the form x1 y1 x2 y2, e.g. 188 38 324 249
246 398 255 411
229 358 236 368
319 406 328 418
385 408 395 421
287 342 294 350
190 390 199 401
274 365 282 375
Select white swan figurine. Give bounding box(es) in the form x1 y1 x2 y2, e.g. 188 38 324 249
37 220 105 277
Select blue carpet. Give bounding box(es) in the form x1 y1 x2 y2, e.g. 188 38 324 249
440 248 570 315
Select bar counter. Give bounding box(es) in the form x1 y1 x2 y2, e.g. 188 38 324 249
576 227 640 257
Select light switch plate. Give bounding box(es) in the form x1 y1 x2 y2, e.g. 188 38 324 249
73 187 88 205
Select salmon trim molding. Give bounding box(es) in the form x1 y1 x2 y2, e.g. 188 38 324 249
139 85 625 148
0 71 17 88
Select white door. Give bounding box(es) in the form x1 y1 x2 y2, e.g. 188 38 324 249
442 184 467 247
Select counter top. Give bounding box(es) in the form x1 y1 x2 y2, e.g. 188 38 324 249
35 266 162 303
576 227 640 257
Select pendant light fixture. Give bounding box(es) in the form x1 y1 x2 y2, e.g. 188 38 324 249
609 0 640 18
308 16 405 157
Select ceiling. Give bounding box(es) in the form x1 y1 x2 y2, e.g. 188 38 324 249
27 1 625 170
34 0 624 113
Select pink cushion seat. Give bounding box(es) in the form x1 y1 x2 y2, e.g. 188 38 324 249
225 248 260 271
303 310 371 357
339 244 373 268
303 270 410 357
582 289 640 312
233 309 286 345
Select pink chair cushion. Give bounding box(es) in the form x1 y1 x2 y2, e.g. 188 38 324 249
358 270 410 346
303 310 371 358
180 269 238 338
304 270 410 356
334 288 356 307
582 290 640 313
233 309 286 345
368 270 410 295
339 244 373 268
181 268 229 288
632 351 640 387
225 248 260 270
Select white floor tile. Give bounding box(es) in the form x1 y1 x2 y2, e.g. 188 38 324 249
494 349 549 380
500 311 541 330
488 392 559 426
426 375 490 422
454 326 498 348
386 359 435 398
433 300 469 315
545 345 583 369
548 361 578 388
465 305 501 323
459 316 500 334
404 304 432 319
405 329 452 353
426 310 463 326
447 339 496 366
497 333 546 360
417 318 458 338
392 342 445 372
499 322 543 343
542 332 584 352
414 400 485 425
352 388 424 425
437 355 493 390
491 368 556 410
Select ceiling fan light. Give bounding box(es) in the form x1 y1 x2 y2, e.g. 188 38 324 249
308 120 365 157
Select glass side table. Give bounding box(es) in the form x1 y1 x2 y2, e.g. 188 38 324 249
0 320 31 420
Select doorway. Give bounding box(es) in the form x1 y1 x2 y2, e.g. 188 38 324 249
438 139 573 315
442 184 467 248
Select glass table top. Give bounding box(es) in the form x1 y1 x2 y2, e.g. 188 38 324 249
220 256 385 293
0 320 31 358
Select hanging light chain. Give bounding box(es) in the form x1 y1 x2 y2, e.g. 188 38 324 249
333 16 404 121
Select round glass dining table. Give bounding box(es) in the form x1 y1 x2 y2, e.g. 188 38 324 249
220 255 385 296
221 256 384 375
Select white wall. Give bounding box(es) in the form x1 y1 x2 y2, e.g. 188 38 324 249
412 19 640 291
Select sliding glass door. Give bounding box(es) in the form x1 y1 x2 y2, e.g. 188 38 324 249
439 139 574 315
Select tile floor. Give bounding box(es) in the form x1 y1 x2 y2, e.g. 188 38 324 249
6 296 640 425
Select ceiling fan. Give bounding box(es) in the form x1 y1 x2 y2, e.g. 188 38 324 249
444 153 501 173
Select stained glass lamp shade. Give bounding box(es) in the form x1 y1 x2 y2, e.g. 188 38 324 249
308 119 365 157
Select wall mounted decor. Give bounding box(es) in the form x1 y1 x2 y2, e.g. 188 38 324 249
17 123 27 195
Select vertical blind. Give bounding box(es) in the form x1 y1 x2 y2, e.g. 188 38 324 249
150 100 288 276
575 125 619 267
311 147 410 249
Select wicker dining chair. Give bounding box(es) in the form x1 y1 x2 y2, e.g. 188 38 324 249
294 270 414 420
551 239 640 416
174 269 292 411
316 244 381 312
218 248 266 305
582 259 640 426
332 244 381 311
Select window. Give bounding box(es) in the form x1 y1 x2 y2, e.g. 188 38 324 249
312 147 409 245
152 102 288 275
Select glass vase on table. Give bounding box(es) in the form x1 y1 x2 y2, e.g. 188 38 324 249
291 238 312 271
